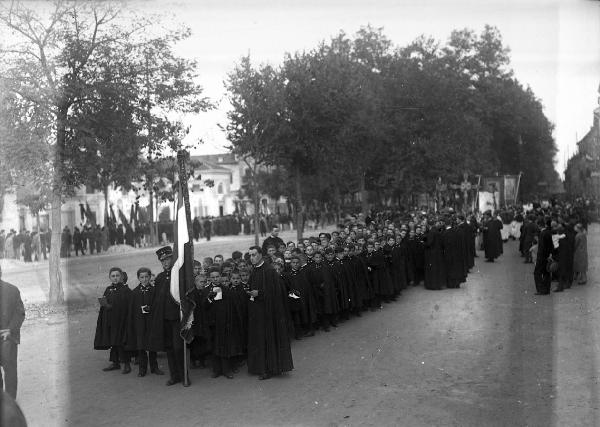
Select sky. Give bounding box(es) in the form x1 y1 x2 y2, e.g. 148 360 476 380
31 0 600 176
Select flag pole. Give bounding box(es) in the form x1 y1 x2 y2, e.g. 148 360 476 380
177 150 194 387
514 172 522 206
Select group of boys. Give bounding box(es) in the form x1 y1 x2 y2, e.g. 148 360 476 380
94 212 481 386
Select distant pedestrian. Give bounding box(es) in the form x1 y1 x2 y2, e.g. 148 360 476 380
73 227 84 256
94 225 102 254
573 223 588 285
193 217 201 241
0 230 5 259
60 226 72 258
203 218 212 241
101 226 109 251
32 231 41 262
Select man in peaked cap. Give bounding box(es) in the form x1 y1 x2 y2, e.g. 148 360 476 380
147 246 187 386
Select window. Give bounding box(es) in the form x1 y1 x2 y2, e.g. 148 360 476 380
217 182 224 194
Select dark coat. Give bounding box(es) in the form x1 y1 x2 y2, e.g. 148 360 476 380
350 255 373 303
364 250 394 297
285 267 319 325
247 262 293 376
424 227 446 290
205 286 246 358
441 227 465 287
125 284 155 351
0 280 25 344
94 283 132 350
483 218 503 260
146 269 181 352
308 262 340 315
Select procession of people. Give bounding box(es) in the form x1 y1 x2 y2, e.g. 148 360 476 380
91 208 495 386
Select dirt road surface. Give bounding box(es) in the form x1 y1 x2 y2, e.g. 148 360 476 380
5 225 599 426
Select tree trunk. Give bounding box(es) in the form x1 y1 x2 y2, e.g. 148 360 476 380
294 164 303 242
49 192 64 304
104 185 109 227
154 193 160 244
359 171 368 217
148 187 156 245
252 165 260 247
48 105 67 305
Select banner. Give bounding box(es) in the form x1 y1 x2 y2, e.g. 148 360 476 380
170 182 196 344
503 175 519 206
478 191 500 213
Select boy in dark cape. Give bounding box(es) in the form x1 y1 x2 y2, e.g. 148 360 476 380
94 267 132 374
204 268 245 379
307 251 339 332
125 267 164 376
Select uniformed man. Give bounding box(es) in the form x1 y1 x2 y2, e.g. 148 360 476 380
147 246 187 386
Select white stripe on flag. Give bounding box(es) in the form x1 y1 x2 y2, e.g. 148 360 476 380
170 203 188 304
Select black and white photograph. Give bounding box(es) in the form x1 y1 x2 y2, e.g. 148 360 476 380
0 0 599 425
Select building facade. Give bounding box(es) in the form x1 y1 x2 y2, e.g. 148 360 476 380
565 86 600 199
0 152 285 233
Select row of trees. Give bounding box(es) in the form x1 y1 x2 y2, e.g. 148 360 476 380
0 1 212 303
224 26 559 241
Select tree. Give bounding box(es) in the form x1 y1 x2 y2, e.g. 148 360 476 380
0 1 210 303
223 56 287 245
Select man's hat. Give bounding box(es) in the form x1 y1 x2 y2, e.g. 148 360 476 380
156 246 173 260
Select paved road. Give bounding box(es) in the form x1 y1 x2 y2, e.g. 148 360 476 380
10 225 600 426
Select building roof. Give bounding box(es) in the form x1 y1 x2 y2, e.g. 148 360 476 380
195 161 230 172
191 153 237 165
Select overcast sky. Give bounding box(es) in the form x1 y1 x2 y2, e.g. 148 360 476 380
125 0 599 175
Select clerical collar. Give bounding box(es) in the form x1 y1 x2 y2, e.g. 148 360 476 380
254 260 265 268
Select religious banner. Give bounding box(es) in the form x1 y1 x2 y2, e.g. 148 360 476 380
478 191 500 213
503 175 520 206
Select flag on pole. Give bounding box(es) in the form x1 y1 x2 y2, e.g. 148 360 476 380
85 202 96 227
170 182 196 344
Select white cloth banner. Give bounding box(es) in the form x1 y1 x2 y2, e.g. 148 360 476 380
478 191 500 213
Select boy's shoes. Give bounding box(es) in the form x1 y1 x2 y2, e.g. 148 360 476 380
166 378 181 386
224 373 234 379
258 374 271 380
211 373 221 378
121 363 132 374
151 368 165 375
138 370 147 377
102 363 120 372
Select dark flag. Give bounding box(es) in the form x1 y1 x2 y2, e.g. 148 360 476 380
110 205 117 225
118 209 131 230
129 204 136 230
85 202 96 227
79 203 86 222
170 182 196 344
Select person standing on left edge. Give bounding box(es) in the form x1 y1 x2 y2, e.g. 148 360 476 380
0 265 26 399
147 246 186 386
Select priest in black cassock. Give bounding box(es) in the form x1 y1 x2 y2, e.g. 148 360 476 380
246 246 293 380
482 212 503 262
424 222 446 290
